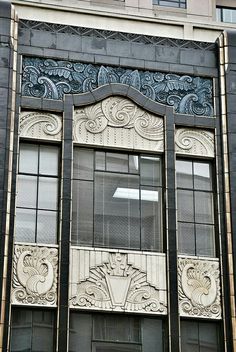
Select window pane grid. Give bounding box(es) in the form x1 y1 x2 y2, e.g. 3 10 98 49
217 7 236 23
176 160 215 257
15 144 59 244
72 149 162 252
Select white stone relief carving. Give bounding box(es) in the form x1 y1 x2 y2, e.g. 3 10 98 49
12 244 58 306
175 128 214 157
178 257 221 319
74 96 164 151
19 111 62 140
70 249 167 314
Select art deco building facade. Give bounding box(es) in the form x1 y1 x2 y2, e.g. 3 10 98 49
0 0 236 351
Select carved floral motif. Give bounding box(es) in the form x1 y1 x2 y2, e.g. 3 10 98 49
178 258 221 319
22 57 213 116
70 251 167 314
74 96 163 148
20 111 62 140
175 128 214 157
12 245 58 306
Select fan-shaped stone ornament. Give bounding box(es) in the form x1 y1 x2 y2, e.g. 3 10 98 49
70 248 167 315
178 257 221 319
20 111 62 140
175 128 214 157
74 96 164 152
11 245 58 306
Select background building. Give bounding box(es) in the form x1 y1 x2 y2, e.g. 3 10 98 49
0 0 236 351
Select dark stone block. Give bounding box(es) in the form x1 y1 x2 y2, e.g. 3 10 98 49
82 36 107 55
120 57 145 69
43 48 69 60
169 63 194 75
131 42 155 61
0 18 10 36
92 84 112 102
56 32 82 52
143 98 166 116
95 54 119 66
225 30 236 47
0 47 10 68
144 60 169 72
20 96 42 110
156 46 180 64
18 28 31 46
110 83 129 96
42 99 63 111
106 39 131 57
0 1 12 19
181 49 216 68
30 30 56 49
127 86 147 106
71 52 94 63
74 92 96 106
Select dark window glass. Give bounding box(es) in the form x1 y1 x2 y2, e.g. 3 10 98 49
176 160 215 257
10 308 55 352
153 0 186 9
181 321 220 352
15 144 59 244
72 149 163 252
69 313 164 352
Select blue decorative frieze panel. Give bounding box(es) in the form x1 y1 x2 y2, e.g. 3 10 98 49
22 57 213 116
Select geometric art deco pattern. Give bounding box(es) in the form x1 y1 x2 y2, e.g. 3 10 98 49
178 257 221 319
11 244 58 306
70 249 167 315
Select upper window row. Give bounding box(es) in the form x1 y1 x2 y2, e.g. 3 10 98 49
217 7 236 23
153 0 186 8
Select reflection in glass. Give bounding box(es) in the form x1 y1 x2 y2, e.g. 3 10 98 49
37 210 57 244
38 177 58 210
15 208 36 243
17 175 37 208
19 144 38 174
94 173 140 249
39 146 58 176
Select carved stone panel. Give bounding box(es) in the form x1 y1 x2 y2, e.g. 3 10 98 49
74 96 164 151
175 128 214 157
19 111 62 140
70 248 167 315
178 257 221 319
11 244 58 306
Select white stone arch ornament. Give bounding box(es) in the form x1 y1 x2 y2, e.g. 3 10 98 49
73 96 164 151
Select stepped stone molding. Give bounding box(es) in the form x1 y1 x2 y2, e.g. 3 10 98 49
178 257 221 319
70 249 167 314
12 244 58 306
74 96 164 151
19 20 216 51
20 111 62 140
22 57 213 117
175 128 214 157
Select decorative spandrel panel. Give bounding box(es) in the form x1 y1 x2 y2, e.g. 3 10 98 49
178 257 221 319
20 111 62 141
70 248 167 315
74 96 164 151
175 128 215 157
11 244 58 307
22 57 213 117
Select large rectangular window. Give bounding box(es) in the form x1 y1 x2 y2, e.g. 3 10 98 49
181 321 220 352
10 308 55 352
153 0 186 9
69 313 164 352
176 160 215 257
15 144 59 244
72 149 163 252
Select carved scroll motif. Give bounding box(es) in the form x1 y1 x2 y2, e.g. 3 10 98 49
20 111 62 140
175 128 214 157
178 257 221 319
12 245 58 306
